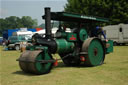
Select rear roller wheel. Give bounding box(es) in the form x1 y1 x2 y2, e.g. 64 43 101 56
82 38 105 66
19 50 53 74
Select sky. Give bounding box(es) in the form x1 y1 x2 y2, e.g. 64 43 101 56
0 0 67 25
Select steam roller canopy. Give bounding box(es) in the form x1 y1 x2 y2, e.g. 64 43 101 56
82 38 105 66
18 50 53 74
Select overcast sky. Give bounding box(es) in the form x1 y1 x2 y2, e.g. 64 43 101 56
0 0 67 25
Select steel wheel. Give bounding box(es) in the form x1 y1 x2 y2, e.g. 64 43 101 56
82 38 105 66
19 51 53 74
35 52 53 74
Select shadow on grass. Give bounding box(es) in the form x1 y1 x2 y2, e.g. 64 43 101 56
12 62 107 76
12 71 41 76
55 62 106 68
2 49 18 51
114 44 128 46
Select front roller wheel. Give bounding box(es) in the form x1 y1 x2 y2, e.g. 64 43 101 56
82 38 105 66
19 50 53 74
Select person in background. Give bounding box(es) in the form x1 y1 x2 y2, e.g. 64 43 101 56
2 39 8 50
91 26 107 40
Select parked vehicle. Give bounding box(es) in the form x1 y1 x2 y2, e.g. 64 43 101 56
3 28 36 40
103 24 128 45
7 35 31 50
12 31 33 38
3 29 19 40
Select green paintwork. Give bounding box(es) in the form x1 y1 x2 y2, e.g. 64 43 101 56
61 32 67 37
58 32 67 38
50 12 109 22
35 47 53 74
55 39 75 54
107 40 113 53
79 28 88 41
87 39 104 66
21 46 53 74
63 13 108 22
67 33 77 41
55 31 67 38
26 46 35 50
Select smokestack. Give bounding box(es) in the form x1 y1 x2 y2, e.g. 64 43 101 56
45 7 51 39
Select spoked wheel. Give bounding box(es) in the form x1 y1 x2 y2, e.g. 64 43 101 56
18 50 53 74
82 38 105 66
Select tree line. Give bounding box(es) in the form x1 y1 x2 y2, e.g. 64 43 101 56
0 16 38 35
64 0 128 26
1 0 128 35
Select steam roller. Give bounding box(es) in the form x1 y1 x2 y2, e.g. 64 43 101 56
17 7 113 75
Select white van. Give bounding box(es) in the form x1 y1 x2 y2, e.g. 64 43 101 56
12 31 33 40
103 24 128 45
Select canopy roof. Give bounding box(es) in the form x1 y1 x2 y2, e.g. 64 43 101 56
43 12 109 23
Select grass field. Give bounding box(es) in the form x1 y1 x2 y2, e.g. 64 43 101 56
0 46 128 85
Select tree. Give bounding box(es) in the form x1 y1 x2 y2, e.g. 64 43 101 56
5 16 21 29
64 0 128 25
0 16 38 31
21 16 37 28
0 16 38 36
0 18 7 30
0 18 7 36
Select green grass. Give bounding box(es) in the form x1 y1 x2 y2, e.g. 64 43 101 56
0 46 128 85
